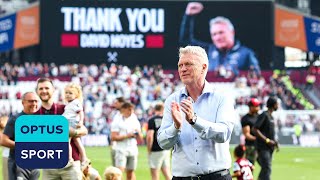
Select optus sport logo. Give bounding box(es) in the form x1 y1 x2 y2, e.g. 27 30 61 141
15 115 69 169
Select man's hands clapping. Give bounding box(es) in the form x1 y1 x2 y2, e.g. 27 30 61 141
171 97 194 129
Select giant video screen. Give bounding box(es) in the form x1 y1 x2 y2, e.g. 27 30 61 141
40 0 273 71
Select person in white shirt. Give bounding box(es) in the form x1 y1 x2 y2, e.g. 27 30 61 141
110 97 126 166
111 102 143 180
157 46 235 179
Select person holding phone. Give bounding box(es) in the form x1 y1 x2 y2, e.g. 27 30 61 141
110 102 143 180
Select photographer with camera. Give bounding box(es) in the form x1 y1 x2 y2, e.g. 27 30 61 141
110 102 142 180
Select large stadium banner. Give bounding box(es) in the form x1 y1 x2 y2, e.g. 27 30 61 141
0 4 39 53
274 6 307 51
304 17 320 54
275 5 320 54
14 5 40 49
0 14 16 52
40 0 273 70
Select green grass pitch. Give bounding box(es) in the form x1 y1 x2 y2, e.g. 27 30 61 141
0 146 319 180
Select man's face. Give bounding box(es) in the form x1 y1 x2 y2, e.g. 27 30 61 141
22 93 39 114
210 22 235 50
121 108 133 118
36 81 54 102
178 53 203 85
249 106 260 114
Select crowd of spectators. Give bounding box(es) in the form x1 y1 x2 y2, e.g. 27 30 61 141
0 62 182 136
1 62 319 137
234 69 315 111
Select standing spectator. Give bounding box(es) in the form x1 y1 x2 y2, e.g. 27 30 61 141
110 97 126 166
241 98 260 164
111 102 143 180
293 122 303 145
254 97 280 180
157 46 235 179
232 145 254 180
147 103 171 180
1 92 40 180
35 77 86 180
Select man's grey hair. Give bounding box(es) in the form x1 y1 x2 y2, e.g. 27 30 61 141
209 16 234 31
22 92 36 100
179 46 209 66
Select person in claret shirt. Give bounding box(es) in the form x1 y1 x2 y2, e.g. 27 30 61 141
35 77 87 180
232 145 254 180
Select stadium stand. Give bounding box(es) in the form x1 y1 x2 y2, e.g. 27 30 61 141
1 62 320 145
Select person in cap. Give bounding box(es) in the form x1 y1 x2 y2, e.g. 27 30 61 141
241 98 260 165
254 96 280 180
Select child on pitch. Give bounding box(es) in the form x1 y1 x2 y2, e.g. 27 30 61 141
104 166 122 180
62 83 88 166
232 144 254 180
82 159 101 180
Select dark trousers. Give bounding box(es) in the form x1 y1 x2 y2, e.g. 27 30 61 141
245 145 257 165
7 158 40 180
257 150 273 180
17 166 40 180
8 158 16 180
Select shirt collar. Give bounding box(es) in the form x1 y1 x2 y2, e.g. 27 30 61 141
181 81 214 98
40 103 57 114
231 40 241 51
20 111 27 115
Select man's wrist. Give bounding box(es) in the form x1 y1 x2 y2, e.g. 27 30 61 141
173 123 180 129
189 113 197 125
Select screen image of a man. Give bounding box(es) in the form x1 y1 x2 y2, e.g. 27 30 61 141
180 2 261 78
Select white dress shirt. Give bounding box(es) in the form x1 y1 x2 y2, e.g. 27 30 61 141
157 81 236 177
